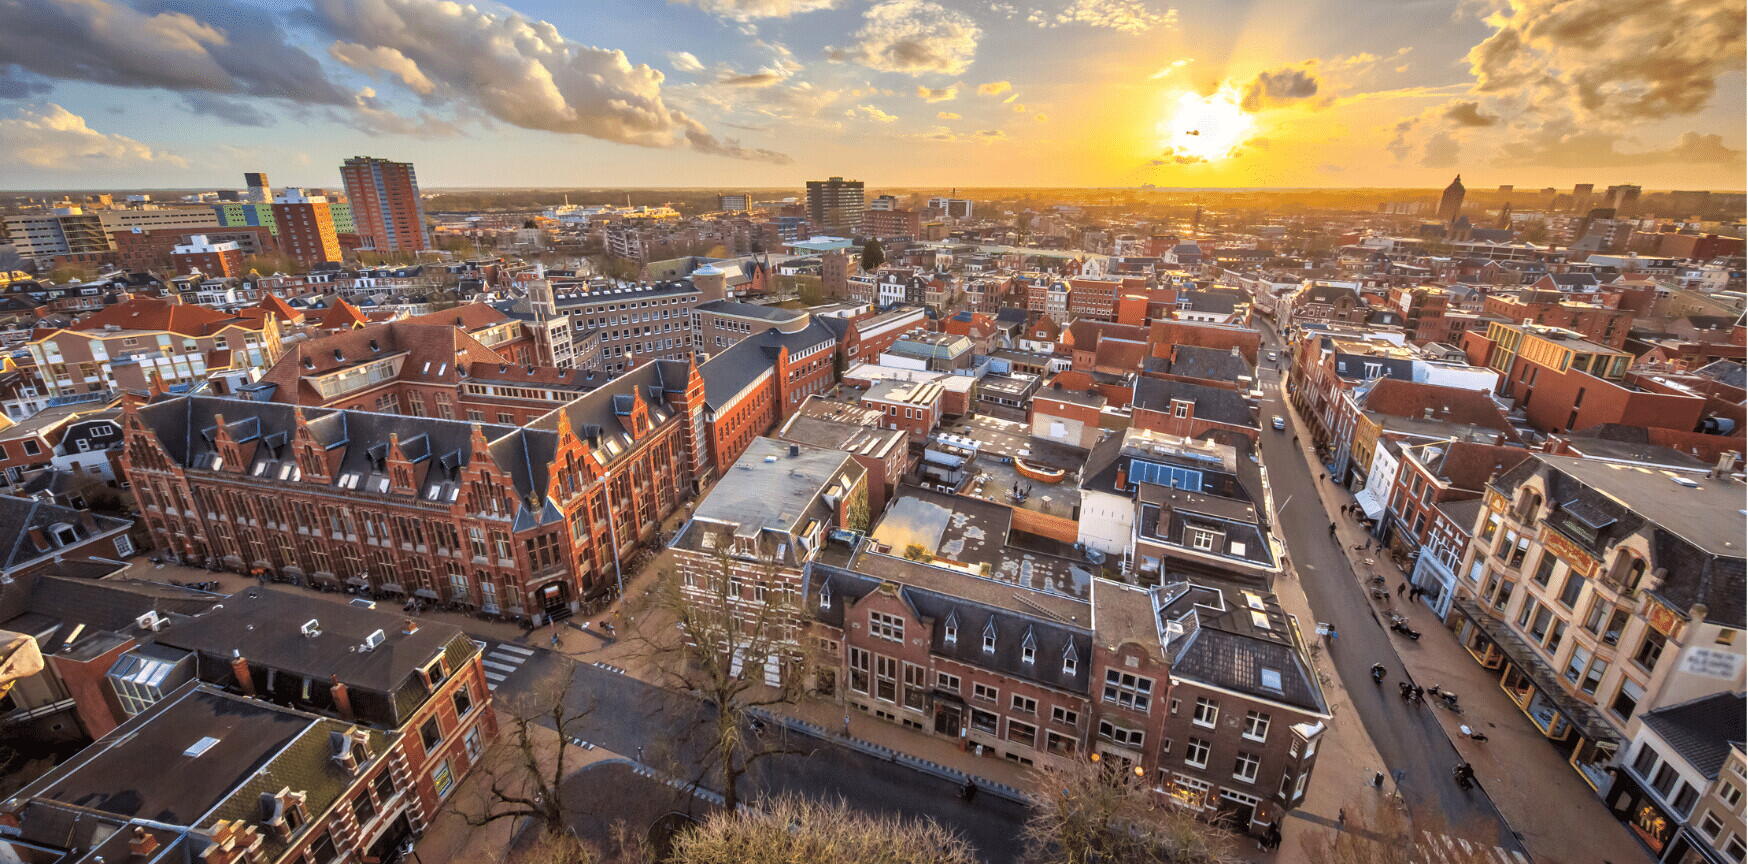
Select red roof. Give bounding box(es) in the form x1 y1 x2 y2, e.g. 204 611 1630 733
72 297 248 336
1361 379 1515 433
319 300 369 330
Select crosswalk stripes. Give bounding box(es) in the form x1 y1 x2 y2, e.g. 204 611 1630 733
1418 830 1531 864
482 641 534 691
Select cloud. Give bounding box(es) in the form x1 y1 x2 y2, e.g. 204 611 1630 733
342 86 463 137
1467 0 1745 120
0 0 349 104
1421 131 1459 167
916 84 959 102
936 110 961 119
977 80 1012 95
1240 67 1319 111
845 103 899 123
180 92 273 126
1442 100 1497 126
0 102 184 169
1496 128 1744 167
667 51 707 74
1034 112 1049 121
670 0 838 20
1149 58 1192 79
328 42 437 95
1039 0 1177 33
307 0 788 161
828 0 980 77
718 71 786 87
908 124 1006 142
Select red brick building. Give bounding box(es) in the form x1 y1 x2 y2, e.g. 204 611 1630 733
1148 319 1262 366
863 207 922 239
170 234 246 278
110 226 276 273
1131 377 1260 442
342 156 430 253
1483 290 1632 348
1464 322 1709 435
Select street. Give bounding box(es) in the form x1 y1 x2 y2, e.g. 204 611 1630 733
1254 327 1525 851
493 648 1031 863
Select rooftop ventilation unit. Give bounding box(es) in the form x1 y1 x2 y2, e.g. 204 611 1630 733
301 618 321 638
361 629 387 651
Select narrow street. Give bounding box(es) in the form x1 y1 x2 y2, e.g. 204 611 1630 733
1254 326 1526 852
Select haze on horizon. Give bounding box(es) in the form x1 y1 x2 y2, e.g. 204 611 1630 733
0 0 1741 191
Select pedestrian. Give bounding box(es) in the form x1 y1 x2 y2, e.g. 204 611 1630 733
1337 808 1346 828
549 630 561 648
1397 583 1406 597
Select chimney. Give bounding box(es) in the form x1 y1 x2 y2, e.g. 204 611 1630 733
402 617 419 636
330 676 353 720
129 826 159 858
1713 451 1739 477
230 652 255 697
1423 407 1435 420
788 443 800 458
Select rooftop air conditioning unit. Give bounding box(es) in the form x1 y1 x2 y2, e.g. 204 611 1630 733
361 629 387 651
135 610 165 631
300 619 322 638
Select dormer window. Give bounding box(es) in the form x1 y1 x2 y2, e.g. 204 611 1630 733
1021 627 1037 664
982 620 997 654
422 655 449 689
818 584 832 611
1063 643 1079 676
944 614 958 645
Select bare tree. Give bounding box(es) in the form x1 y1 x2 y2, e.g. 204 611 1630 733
1300 800 1502 864
1021 757 1240 864
460 672 595 835
626 553 814 811
511 828 600 864
667 794 977 864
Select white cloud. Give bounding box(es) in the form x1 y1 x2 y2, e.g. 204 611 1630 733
1468 0 1744 120
977 80 1012 95
670 0 839 20
667 51 707 73
845 103 899 123
829 0 981 77
936 110 961 119
328 42 436 95
1041 0 1178 33
308 0 788 162
0 102 184 170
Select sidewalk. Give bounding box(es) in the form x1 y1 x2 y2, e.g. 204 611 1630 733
1287 408 1647 864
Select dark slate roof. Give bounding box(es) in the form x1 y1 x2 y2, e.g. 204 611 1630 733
1132 377 1255 427
696 299 807 322
1163 345 1252 385
1641 692 1746 778
695 320 839 412
0 494 132 572
1694 360 1747 389
805 562 1094 695
156 586 477 726
0 572 221 651
1332 353 1415 381
32 684 309 825
1158 581 1326 713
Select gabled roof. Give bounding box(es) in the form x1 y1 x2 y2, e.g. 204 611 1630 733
317 299 368 330
70 296 250 336
1641 692 1745 779
1132 377 1255 427
1357 378 1514 432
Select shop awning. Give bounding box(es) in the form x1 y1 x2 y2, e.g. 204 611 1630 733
1453 597 1621 746
1353 488 1387 521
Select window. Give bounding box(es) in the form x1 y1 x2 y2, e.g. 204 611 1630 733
1602 608 1630 645
973 682 998 703
372 771 396 803
1531 553 1557 587
453 685 473 719
1243 710 1271 742
903 664 926 712
1051 705 1079 726
1700 811 1724 840
1634 630 1668 671
1557 572 1587 608
1671 783 1698 817
870 611 904 642
944 620 958 645
982 626 997 653
875 655 898 702
1184 737 1210 768
1192 697 1219 728
1651 763 1679 798
1721 780 1743 809
1046 730 1077 756
1611 678 1645 722
1233 751 1260 783
352 791 377 825
309 832 339 864
431 759 455 798
1632 743 1660 778
1189 528 1217 551
420 717 443 752
936 671 961 692
1062 646 1079 676
848 646 870 694
20 439 39 456
1727 835 1745 864
1011 694 1037 714
1098 719 1144 748
1007 719 1037 748
970 708 998 735
1021 644 1036 664
1103 669 1153 712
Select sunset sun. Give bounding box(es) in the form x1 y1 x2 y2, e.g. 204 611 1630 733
1158 89 1256 163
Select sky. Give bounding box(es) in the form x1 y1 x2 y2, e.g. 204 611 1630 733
0 0 1742 191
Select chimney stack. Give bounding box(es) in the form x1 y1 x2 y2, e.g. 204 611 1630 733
1713 451 1739 477
230 652 255 696
129 826 160 857
402 617 419 636
330 676 353 720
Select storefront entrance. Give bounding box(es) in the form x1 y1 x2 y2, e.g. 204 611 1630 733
934 701 963 736
540 582 572 622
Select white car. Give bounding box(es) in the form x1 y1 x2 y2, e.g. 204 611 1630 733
1271 415 1286 431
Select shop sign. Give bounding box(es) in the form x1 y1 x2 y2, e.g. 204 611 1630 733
1646 598 1683 638
1680 647 1743 680
1539 527 1598 578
